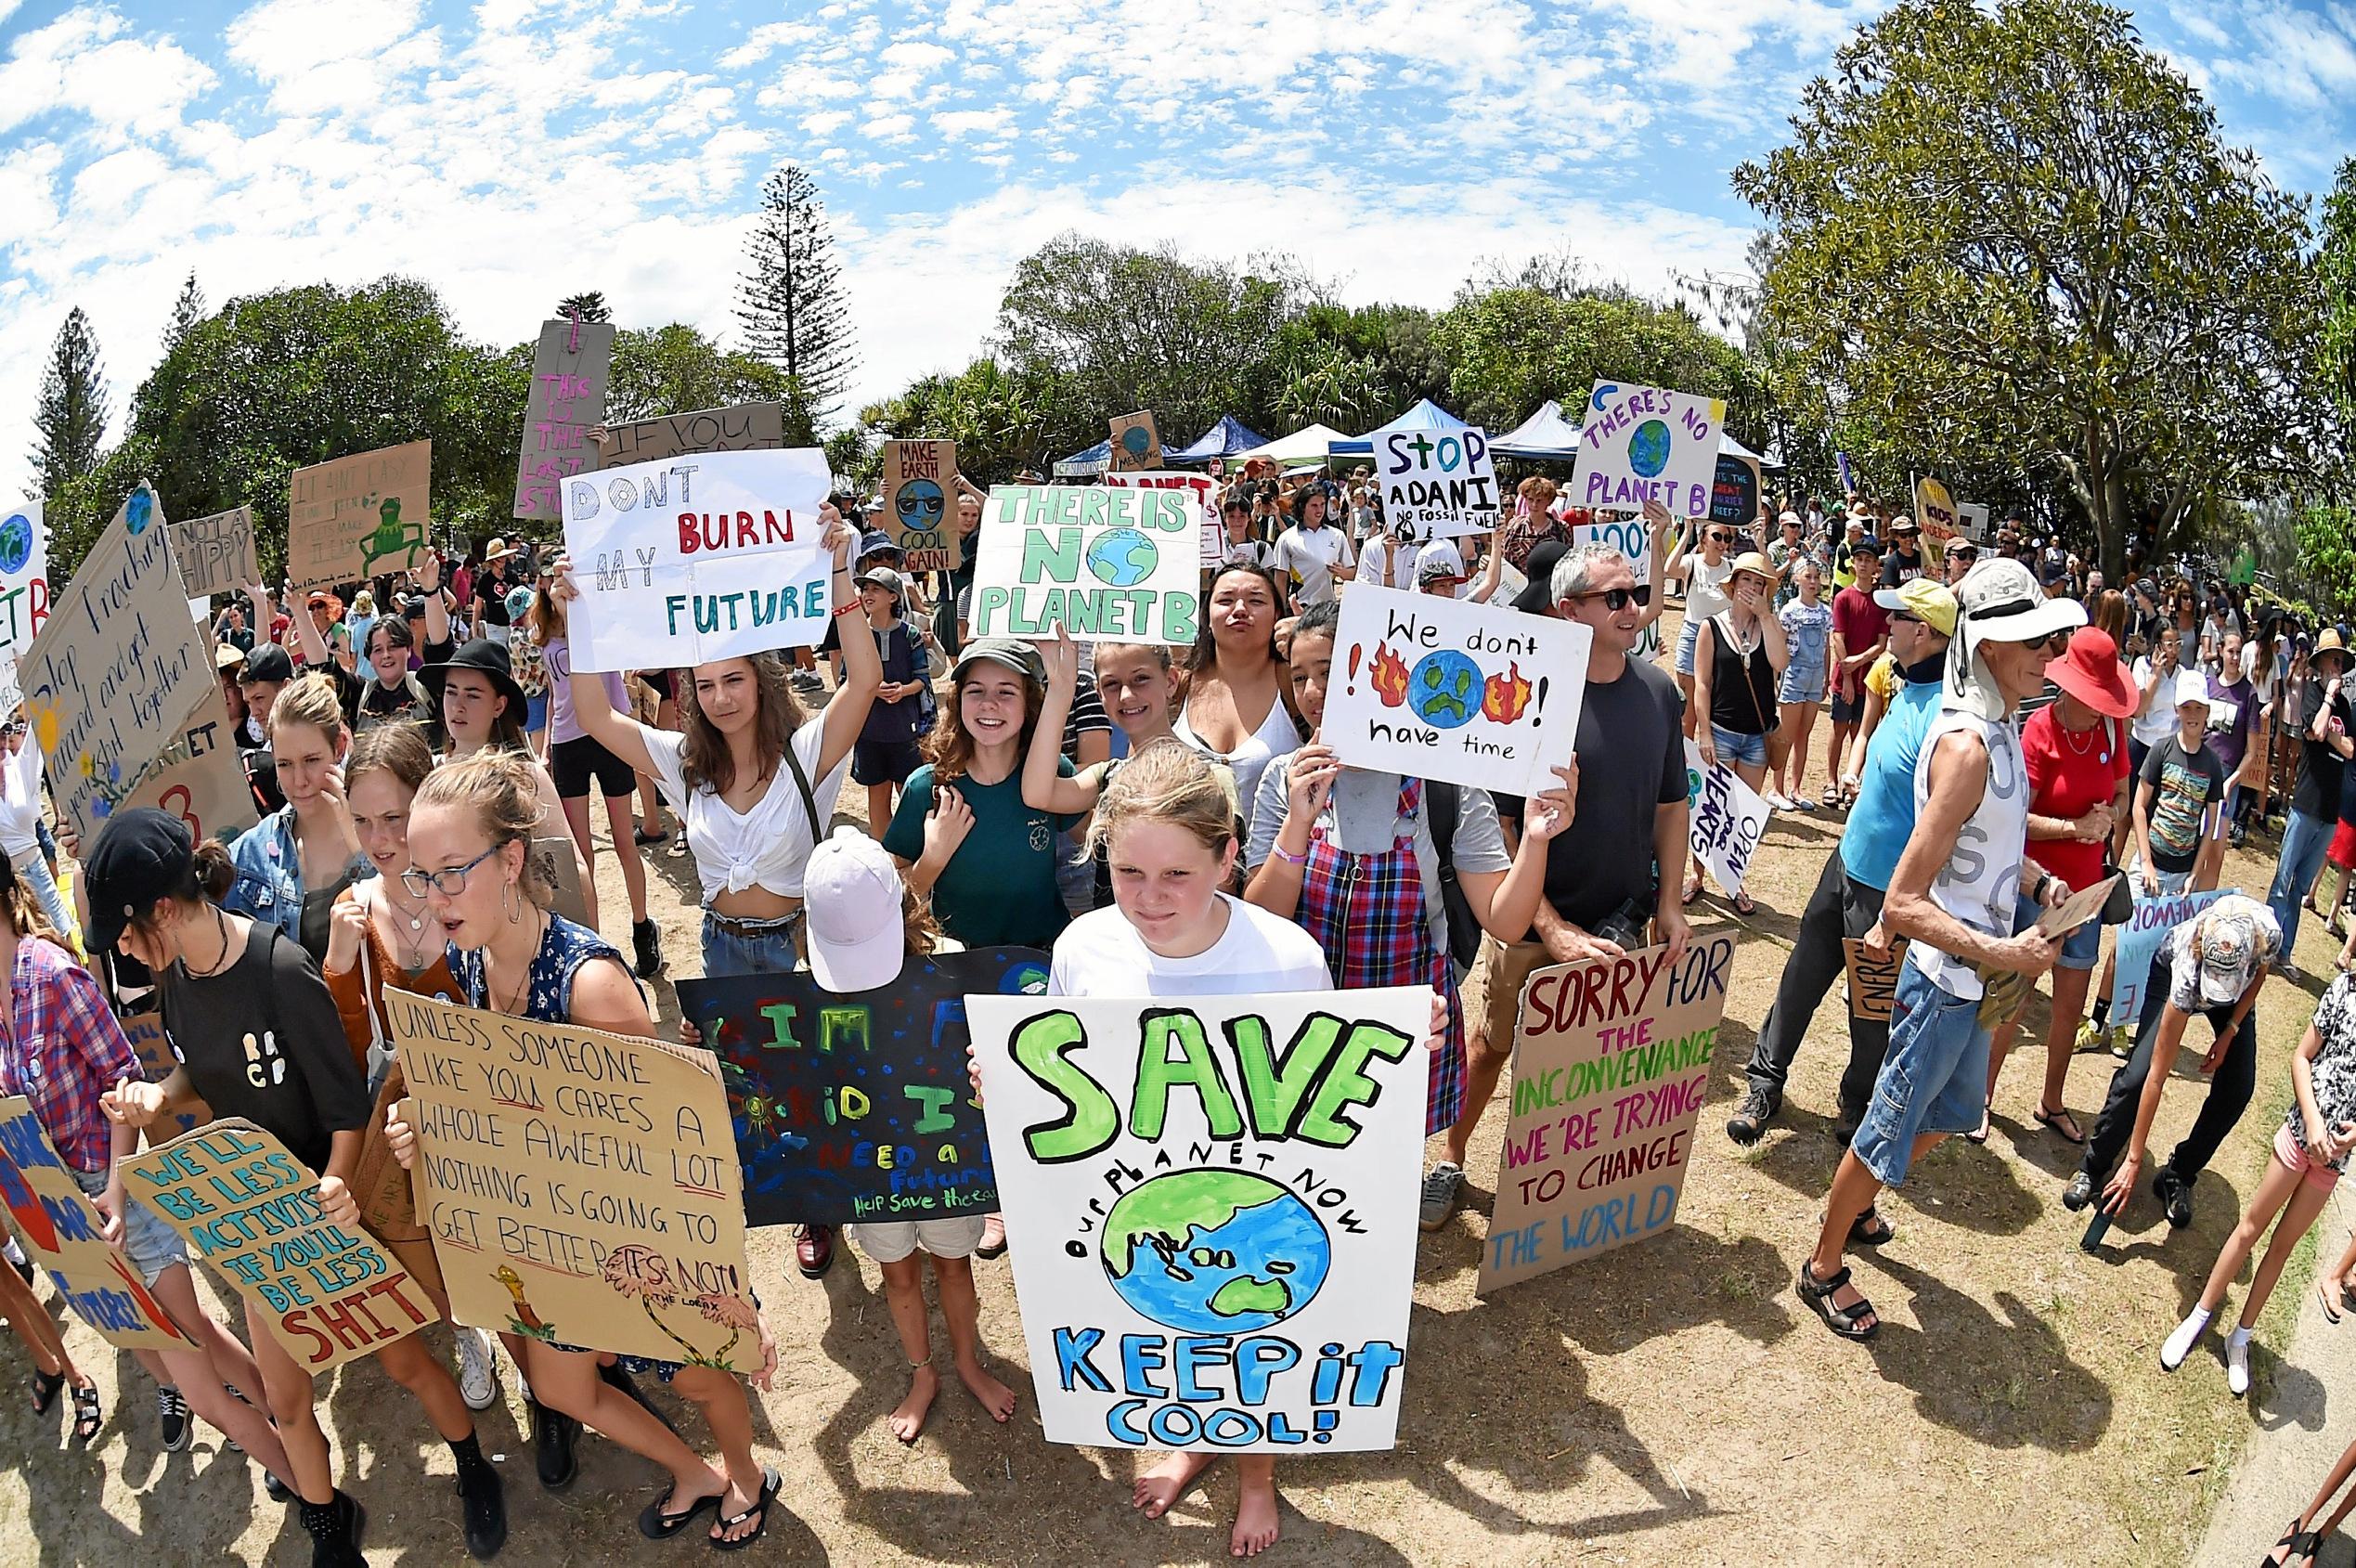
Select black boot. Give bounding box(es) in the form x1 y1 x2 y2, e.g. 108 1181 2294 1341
451 1435 507 1560
529 1398 578 1491
300 1490 368 1568
632 917 664 979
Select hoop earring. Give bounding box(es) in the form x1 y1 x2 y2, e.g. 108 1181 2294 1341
504 878 522 924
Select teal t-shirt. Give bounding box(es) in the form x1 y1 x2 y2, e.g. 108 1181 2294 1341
883 759 1080 948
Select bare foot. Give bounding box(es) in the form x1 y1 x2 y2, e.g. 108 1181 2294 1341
1133 1450 1215 1518
956 1356 1017 1422
1232 1471 1281 1557
889 1365 939 1444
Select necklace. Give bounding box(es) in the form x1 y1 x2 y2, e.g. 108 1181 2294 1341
376 886 436 971
181 906 238 978
487 910 547 1017
2060 716 2108 764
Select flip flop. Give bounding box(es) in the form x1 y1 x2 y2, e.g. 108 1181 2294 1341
1733 891 1758 916
2034 1105 2087 1144
639 1486 722 1540
28 1367 63 1417
1680 875 1702 907
2319 1281 2344 1326
710 1467 782 1552
1965 1107 1991 1146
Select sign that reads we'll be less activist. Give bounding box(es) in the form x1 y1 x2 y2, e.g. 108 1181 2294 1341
970 485 1202 646
561 447 835 673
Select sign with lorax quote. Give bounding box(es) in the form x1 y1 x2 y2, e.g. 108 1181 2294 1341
973 987 1430 1453
288 441 432 592
123 1120 434 1371
0 1096 194 1350
969 486 1201 646
1478 937 1733 1293
384 989 762 1371
882 439 958 573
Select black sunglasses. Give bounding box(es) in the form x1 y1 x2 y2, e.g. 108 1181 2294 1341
1888 610 1921 625
1572 585 1654 611
1706 531 1735 544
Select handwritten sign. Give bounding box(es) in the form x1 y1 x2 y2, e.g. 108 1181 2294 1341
2112 888 2234 1027
0 1096 193 1349
1369 414 1497 542
1102 470 1223 568
1682 738 1771 895
974 986 1430 1452
677 947 1047 1227
1842 938 1909 1022
513 319 616 521
288 441 433 592
21 483 213 844
123 1120 434 1372
597 402 785 468
881 440 958 574
969 486 1201 646
1107 409 1162 473
121 682 257 847
524 835 589 927
1325 586 1589 797
1572 382 1726 519
1478 937 1733 1292
0 499 50 658
1709 453 1761 529
167 506 260 600
1914 476 1960 546
123 1010 210 1136
561 447 834 672
383 989 762 1372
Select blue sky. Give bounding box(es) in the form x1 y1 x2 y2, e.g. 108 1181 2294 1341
2 0 2352 505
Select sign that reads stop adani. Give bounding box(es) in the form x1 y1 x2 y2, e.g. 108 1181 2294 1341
1371 414 1497 542
970 485 1200 646
561 447 835 672
1571 382 1726 519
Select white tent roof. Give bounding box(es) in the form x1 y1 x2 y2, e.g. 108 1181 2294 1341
1234 422 1351 465
1719 431 1765 463
1491 399 1584 460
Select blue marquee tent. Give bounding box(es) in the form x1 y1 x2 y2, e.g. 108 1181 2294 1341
1053 438 1111 478
1169 415 1273 463
1331 397 1473 457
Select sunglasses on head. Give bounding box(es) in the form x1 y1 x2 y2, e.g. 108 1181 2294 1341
1572 584 1653 611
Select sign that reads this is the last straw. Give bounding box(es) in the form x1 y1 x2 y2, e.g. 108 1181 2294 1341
970 486 1201 645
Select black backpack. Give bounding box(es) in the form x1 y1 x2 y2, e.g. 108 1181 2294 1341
1427 781 1484 970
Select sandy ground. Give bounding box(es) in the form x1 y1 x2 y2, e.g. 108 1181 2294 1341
0 626 2344 1566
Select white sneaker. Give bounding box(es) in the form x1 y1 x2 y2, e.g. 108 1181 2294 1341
1763 792 1793 810
454 1325 499 1411
2160 1309 2208 1371
2227 1332 2252 1397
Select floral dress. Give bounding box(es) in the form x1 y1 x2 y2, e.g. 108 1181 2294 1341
2291 975 2356 1170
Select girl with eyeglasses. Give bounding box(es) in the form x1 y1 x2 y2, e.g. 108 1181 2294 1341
1664 517 1741 734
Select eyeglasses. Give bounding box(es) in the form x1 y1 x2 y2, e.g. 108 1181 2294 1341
401 843 504 900
1706 531 1735 545
1571 585 1653 612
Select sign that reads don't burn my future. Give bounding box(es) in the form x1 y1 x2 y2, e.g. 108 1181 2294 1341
970 486 1202 646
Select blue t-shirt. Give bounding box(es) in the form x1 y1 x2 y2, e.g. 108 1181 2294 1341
1839 673 1943 891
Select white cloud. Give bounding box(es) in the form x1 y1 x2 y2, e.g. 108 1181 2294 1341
0 6 218 137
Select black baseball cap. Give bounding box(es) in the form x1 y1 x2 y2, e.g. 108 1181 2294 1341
1512 540 1571 617
239 644 294 684
84 807 196 954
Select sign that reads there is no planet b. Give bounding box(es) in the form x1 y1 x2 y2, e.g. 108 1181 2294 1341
970 485 1201 645
1571 381 1726 520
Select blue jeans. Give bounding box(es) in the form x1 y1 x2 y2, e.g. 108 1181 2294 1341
699 910 803 978
2270 808 2336 955
1709 723 1768 769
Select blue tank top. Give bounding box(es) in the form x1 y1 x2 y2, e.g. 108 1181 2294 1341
449 914 630 1023
1839 675 1944 891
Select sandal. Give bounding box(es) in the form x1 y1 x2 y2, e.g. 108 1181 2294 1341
2034 1104 2087 1144
29 1367 63 1417
70 1383 101 1446
1795 1260 1880 1341
2265 1517 2323 1567
639 1485 721 1540
710 1466 782 1552
2319 1280 2344 1326
1965 1106 1991 1146
1733 890 1757 917
1848 1208 1895 1247
1680 875 1702 907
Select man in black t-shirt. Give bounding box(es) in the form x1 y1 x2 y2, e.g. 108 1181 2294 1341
2265 629 2356 972
1878 518 1925 587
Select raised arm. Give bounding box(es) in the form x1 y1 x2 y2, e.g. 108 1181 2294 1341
813 506 883 780
1636 499 1672 632
1022 631 1102 815
420 551 453 651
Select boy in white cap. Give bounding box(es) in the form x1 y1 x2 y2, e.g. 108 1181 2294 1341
2129 668 2232 900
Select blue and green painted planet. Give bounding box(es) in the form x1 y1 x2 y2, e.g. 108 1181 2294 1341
1101 1170 1331 1333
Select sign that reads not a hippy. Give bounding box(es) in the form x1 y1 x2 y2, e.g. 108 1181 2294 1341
1371 414 1497 542
1478 938 1732 1292
1325 585 1589 798
970 486 1201 646
561 447 835 673
167 506 260 601
0 1096 196 1351
1572 382 1726 519
288 440 433 592
513 318 616 522
973 986 1430 1454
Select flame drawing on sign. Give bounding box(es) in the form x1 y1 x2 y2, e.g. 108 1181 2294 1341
1370 642 1411 707
1482 660 1534 724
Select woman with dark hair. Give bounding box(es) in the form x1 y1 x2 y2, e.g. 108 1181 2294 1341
1174 563 1299 810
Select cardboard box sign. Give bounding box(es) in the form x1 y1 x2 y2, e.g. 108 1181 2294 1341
168 506 259 600
1107 409 1162 473
597 402 786 468
513 319 616 522
881 440 959 574
288 441 434 592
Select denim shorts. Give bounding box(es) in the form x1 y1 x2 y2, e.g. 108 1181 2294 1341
1778 658 1826 706
1852 962 1993 1186
1676 616 1701 676
2013 886 2102 971
1709 723 1768 769
700 909 803 977
71 1166 186 1286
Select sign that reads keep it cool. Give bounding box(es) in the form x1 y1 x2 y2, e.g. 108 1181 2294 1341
1369 413 1497 543
1572 381 1726 519
970 485 1202 646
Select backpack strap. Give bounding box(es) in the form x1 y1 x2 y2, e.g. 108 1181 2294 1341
780 733 822 842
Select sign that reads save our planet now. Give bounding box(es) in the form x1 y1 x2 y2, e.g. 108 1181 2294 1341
1571 382 1726 519
1324 586 1590 798
973 987 1430 1454
1369 414 1497 542
561 447 835 673
970 485 1201 646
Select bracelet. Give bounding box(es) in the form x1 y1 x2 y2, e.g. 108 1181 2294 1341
832 600 864 618
1271 844 1308 865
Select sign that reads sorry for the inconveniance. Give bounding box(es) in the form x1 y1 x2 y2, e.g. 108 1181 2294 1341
1478 937 1733 1293
288 441 433 592
882 440 959 574
677 946 1047 1228
1572 382 1726 519
383 988 763 1373
973 987 1430 1454
970 486 1201 645
561 447 835 673
0 1096 194 1350
1325 586 1589 797
123 1120 435 1371
1369 415 1497 542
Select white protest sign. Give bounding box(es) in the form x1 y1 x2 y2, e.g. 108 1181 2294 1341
561 447 834 672
1571 382 1725 519
973 986 1430 1453
969 485 1201 646
1324 586 1588 797
1682 738 1770 894
1103 471 1223 568
0 499 50 658
1369 417 1496 543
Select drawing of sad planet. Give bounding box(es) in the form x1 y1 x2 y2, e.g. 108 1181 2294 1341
1085 526 1159 588
0 514 32 576
1408 649 1481 728
1627 418 1673 479
1101 1170 1330 1333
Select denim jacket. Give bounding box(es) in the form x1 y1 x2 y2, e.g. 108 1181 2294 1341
222 806 373 945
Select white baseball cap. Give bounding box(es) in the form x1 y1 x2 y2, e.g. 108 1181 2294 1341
2172 668 2211 710
804 826 908 992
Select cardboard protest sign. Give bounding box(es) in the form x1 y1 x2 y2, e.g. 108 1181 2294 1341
1682 738 1771 894
881 439 959 573
969 486 1201 645
1477 937 1732 1292
513 319 616 521
123 1120 435 1372
1107 409 1162 473
382 989 762 1372
677 946 1048 1228
123 1010 210 1137
596 402 786 468
120 682 257 847
2112 888 2234 1027
167 506 259 600
0 1097 195 1350
1842 938 1909 1022
21 483 214 844
1572 382 1727 518
561 447 835 673
1956 500 1990 541
288 441 432 592
974 986 1430 1452
524 835 590 927
2039 875 2120 939
1368 414 1497 542
1103 470 1222 568
1914 476 1961 546
1325 586 1589 797
1709 453 1761 529
0 499 50 660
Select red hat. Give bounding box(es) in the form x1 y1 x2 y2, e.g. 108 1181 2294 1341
2044 626 2136 719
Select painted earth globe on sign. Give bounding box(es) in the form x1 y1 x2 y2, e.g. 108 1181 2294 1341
1100 1170 1330 1334
1408 649 1481 729
0 514 32 576
1627 418 1673 479
1085 526 1159 588
1120 425 1155 459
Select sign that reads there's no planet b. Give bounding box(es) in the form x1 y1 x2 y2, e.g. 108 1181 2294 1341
561 447 835 673
970 485 1201 646
1571 382 1726 520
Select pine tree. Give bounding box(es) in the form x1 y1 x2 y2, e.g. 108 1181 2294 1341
28 306 109 497
557 291 612 324
165 272 206 347
734 164 855 435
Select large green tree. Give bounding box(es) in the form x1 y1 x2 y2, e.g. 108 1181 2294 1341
604 323 793 425
28 306 110 499
735 164 855 440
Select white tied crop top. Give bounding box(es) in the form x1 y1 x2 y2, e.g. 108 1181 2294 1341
642 722 850 902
